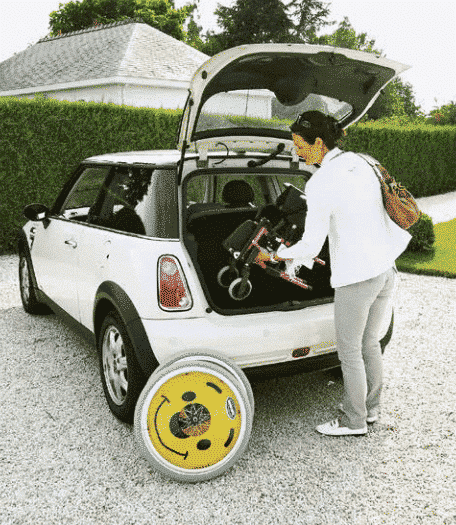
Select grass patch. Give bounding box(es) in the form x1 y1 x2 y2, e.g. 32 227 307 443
397 218 456 277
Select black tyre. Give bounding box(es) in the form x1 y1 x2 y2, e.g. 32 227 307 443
98 312 145 423
134 359 253 483
217 265 239 288
228 277 252 301
18 252 50 315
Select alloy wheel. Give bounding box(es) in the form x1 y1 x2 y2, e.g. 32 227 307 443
102 325 128 406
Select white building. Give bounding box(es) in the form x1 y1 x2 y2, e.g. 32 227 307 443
0 20 272 118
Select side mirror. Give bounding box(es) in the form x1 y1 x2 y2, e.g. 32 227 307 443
23 203 51 221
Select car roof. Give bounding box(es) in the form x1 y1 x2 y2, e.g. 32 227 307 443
83 149 188 166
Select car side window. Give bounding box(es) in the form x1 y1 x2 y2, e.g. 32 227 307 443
92 166 149 235
60 166 110 221
92 166 178 238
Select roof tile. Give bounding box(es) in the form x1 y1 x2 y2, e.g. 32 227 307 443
0 21 208 92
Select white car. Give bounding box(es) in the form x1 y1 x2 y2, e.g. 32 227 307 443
19 44 407 428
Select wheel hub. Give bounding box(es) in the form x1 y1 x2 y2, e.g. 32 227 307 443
179 403 211 436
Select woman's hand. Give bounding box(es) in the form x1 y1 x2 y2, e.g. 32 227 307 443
255 249 288 263
276 244 293 261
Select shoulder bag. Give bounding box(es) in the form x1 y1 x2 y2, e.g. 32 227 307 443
357 153 421 230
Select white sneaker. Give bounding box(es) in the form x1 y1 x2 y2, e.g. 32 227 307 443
316 418 367 436
338 403 379 424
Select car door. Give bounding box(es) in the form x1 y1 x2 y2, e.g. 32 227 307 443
31 165 110 320
76 164 151 330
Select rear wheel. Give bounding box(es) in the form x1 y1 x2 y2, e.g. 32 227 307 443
134 359 253 483
98 312 145 423
217 265 239 288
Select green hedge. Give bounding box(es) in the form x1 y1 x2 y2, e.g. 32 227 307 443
341 122 456 198
1 97 455 253
0 97 181 253
407 213 435 252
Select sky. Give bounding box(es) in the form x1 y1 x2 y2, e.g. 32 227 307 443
1 0 455 114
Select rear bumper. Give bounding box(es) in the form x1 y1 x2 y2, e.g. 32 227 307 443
243 351 340 380
141 302 337 370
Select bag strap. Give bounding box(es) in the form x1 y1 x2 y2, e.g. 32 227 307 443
327 150 346 163
356 152 383 181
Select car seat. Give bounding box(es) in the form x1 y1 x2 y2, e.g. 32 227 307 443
222 180 255 208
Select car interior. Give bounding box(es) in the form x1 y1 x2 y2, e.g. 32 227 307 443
184 173 333 313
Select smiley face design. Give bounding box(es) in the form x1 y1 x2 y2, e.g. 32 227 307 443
145 370 243 470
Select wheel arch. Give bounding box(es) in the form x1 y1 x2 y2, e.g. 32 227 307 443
94 281 160 378
17 229 41 298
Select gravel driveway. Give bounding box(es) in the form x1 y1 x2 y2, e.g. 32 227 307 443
1 254 456 525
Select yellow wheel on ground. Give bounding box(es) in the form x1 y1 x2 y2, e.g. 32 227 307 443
134 360 253 483
150 351 254 414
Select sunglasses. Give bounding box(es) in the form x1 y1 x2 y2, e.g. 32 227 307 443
293 116 312 129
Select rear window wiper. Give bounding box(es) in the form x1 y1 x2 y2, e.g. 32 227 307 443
247 143 285 168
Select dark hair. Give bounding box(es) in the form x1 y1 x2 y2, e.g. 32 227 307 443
290 111 343 150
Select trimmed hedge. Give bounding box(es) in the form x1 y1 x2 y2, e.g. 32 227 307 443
407 213 435 252
0 97 181 252
1 97 455 253
341 122 456 198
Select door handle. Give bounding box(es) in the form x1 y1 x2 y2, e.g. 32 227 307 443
64 240 77 248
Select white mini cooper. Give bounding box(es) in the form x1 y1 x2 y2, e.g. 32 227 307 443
19 44 407 479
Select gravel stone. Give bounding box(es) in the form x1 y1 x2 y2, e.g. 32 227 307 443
1 254 456 525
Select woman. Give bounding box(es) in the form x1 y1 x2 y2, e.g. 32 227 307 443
277 111 411 436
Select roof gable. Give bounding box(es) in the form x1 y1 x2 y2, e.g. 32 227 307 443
119 23 209 82
0 20 209 93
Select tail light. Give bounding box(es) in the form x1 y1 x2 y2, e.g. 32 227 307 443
158 255 193 311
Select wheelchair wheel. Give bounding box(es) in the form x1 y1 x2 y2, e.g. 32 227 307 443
228 278 252 301
150 351 254 414
134 360 253 483
217 265 239 288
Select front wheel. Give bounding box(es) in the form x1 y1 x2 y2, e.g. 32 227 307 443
228 278 252 301
134 359 253 483
98 312 145 423
18 252 50 314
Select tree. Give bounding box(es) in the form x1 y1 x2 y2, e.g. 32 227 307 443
286 0 333 43
184 16 205 51
313 17 422 119
312 16 377 52
201 0 333 55
428 101 456 125
49 0 194 41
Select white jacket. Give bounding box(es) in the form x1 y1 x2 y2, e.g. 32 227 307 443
277 147 412 288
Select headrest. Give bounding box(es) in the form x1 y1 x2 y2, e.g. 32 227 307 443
222 180 255 208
